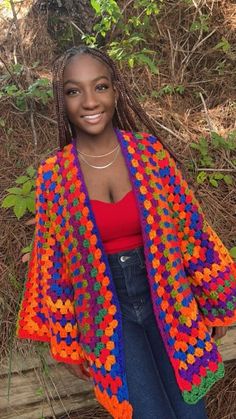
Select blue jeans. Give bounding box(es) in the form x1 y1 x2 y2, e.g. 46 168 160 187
107 247 208 419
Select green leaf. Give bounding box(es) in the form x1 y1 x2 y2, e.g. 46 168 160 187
6 187 22 194
229 247 236 259
21 245 32 254
211 132 225 148
190 142 200 150
16 96 27 111
214 37 231 53
161 85 173 94
201 156 214 167
26 197 36 213
14 198 27 219
199 136 208 149
22 180 33 195
91 0 101 13
15 175 29 184
223 175 233 186
213 173 224 180
26 166 36 178
128 57 134 68
196 171 207 184
175 85 185 95
209 178 218 187
2 194 18 208
30 191 36 200
4 84 18 96
137 54 158 74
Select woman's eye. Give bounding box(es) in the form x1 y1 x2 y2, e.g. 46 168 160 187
96 84 109 91
66 89 80 96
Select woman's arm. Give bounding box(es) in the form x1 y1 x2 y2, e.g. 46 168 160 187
17 161 87 366
151 138 236 328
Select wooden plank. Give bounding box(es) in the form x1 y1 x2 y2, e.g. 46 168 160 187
218 325 236 362
0 365 94 408
0 350 55 375
1 394 98 419
0 358 96 419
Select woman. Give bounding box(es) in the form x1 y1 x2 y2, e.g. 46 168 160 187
17 46 236 419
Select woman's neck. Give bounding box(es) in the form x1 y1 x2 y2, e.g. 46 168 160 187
75 125 118 155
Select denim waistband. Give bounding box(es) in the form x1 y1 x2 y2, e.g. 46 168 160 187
107 246 145 268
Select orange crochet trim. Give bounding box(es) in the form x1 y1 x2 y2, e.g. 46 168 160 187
94 385 133 419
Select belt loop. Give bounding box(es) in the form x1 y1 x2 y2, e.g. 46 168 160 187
136 246 144 267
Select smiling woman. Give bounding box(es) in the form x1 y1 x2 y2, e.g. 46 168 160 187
16 45 236 419
63 54 117 143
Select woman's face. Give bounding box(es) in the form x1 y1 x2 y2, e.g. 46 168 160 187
63 54 117 139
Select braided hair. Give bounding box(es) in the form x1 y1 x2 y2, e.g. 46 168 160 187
52 45 178 161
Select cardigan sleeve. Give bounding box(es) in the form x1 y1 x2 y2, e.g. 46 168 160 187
152 139 236 327
16 162 86 365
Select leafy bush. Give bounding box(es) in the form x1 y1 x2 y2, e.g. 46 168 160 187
83 0 162 73
1 166 36 219
0 77 53 111
190 131 236 187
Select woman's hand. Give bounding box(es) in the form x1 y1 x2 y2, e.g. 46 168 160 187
207 326 228 341
64 359 92 382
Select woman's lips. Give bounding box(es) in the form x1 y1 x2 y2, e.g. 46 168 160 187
82 113 103 124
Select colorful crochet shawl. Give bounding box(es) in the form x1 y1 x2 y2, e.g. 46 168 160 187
17 129 236 419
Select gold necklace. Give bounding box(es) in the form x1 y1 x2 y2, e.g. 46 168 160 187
77 144 119 158
79 146 120 169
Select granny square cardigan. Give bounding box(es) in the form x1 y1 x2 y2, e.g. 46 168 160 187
17 129 236 419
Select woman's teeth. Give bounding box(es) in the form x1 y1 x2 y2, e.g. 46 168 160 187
83 114 101 120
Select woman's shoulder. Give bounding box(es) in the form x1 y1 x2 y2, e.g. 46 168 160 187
121 129 157 142
120 129 161 149
37 143 73 177
123 130 168 155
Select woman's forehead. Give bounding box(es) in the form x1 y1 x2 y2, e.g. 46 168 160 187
63 54 112 82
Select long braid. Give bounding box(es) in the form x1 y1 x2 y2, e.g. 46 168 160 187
52 46 179 162
52 53 73 148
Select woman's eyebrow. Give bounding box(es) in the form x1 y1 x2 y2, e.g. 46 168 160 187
63 75 110 86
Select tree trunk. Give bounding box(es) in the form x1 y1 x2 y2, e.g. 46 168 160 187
31 0 99 51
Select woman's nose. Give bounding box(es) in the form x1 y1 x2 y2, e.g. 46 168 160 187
82 90 98 109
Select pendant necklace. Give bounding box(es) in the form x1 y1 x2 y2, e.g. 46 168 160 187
77 144 119 158
78 146 120 169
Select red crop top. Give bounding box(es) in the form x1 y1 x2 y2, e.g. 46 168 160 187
90 190 143 254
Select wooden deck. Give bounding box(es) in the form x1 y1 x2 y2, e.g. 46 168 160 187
0 325 235 419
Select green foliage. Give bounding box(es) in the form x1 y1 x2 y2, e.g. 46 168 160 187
215 61 226 76
208 172 233 188
0 0 11 12
21 244 33 254
190 131 235 188
211 131 236 151
190 14 209 33
214 37 231 53
91 0 121 38
1 64 53 111
190 136 214 167
8 274 21 291
1 166 36 219
35 387 44 396
151 84 185 98
109 43 159 74
83 0 162 73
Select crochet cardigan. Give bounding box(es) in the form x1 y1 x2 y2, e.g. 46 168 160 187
17 129 236 419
